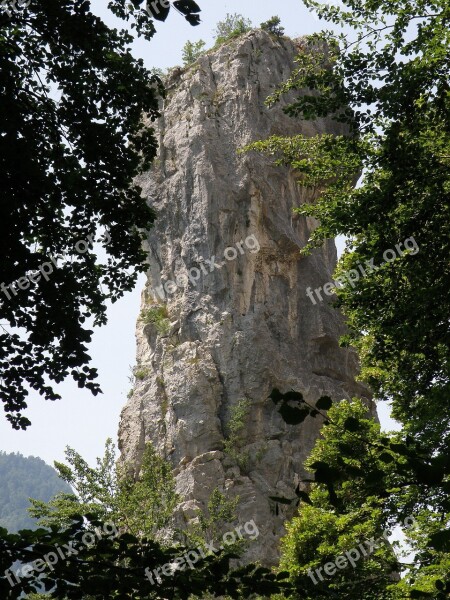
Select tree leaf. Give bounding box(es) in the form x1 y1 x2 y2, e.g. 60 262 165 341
278 403 310 425
344 417 361 432
145 0 171 20
315 395 333 410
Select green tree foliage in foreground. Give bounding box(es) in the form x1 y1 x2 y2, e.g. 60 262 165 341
277 400 449 598
0 0 201 430
243 0 449 597
0 442 289 599
0 452 72 532
29 439 179 543
0 514 288 599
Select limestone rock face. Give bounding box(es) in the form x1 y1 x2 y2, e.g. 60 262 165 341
118 30 372 566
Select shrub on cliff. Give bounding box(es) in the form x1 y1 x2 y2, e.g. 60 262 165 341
214 13 252 46
260 16 285 37
182 39 206 65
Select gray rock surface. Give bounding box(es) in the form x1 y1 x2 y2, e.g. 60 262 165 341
118 29 373 566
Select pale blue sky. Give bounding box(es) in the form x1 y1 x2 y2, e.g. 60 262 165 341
0 0 397 469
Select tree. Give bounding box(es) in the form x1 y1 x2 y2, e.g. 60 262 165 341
29 439 179 543
243 0 450 596
260 16 285 37
214 13 252 45
182 39 206 65
0 439 289 599
0 0 201 430
277 400 404 599
0 514 288 599
276 399 450 598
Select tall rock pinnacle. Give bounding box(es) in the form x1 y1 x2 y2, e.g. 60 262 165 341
118 29 371 565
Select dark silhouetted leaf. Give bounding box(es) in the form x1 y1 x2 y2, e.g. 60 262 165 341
315 395 333 410
278 403 310 425
344 416 361 431
174 0 201 13
283 390 304 403
269 388 284 404
269 495 293 505
429 529 450 551
185 13 201 25
389 443 409 455
145 0 170 20
379 452 395 463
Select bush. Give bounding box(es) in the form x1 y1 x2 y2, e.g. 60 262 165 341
134 366 150 380
182 39 206 65
140 305 170 335
214 13 252 45
260 16 285 37
223 398 251 471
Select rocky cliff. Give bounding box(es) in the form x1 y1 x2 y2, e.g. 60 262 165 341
118 29 372 566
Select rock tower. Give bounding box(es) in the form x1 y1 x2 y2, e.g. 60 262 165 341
118 30 371 565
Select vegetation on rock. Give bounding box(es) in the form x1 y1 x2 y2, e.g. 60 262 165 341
140 304 171 335
260 16 285 37
182 39 206 65
223 399 251 471
214 13 252 46
29 438 179 543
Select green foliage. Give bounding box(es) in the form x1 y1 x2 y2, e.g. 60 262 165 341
260 16 285 37
277 399 450 598
140 304 171 335
246 1 450 595
133 365 150 380
150 66 167 79
29 439 179 543
184 488 239 548
223 399 251 471
214 13 252 45
182 39 206 65
248 0 450 425
0 514 288 599
5 442 289 598
0 0 201 431
0 452 72 533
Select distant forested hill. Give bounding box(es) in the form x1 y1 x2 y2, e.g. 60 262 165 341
0 451 72 532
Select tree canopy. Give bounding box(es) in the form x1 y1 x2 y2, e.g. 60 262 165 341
0 0 201 430
29 439 180 543
0 442 289 599
244 0 450 597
